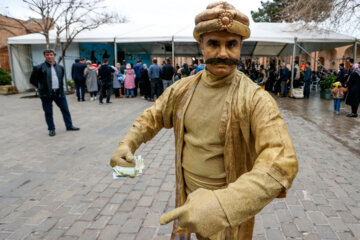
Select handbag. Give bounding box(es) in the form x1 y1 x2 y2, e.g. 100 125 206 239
118 74 125 84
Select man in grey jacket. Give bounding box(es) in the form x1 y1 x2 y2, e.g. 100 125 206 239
148 58 163 101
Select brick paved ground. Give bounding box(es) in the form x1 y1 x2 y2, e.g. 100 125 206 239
0 90 359 240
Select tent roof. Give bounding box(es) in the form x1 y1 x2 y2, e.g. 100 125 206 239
8 22 357 57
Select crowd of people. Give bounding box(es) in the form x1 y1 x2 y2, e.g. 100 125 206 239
238 59 360 118
70 57 207 104
71 55 360 117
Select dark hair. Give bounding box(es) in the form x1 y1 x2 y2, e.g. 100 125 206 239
295 61 299 65
103 58 109 63
349 58 354 63
75 59 80 63
340 63 344 67
200 59 204 64
80 57 85 61
43 49 55 55
153 59 157 64
166 59 171 64
307 62 311 65
137 59 141 63
122 60 126 64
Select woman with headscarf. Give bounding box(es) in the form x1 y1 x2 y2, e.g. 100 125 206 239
345 63 360 117
180 63 190 78
84 60 98 100
140 64 151 100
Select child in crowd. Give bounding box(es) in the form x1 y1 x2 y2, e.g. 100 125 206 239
331 82 347 114
124 64 135 98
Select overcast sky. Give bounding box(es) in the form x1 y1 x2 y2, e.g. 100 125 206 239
1 0 263 25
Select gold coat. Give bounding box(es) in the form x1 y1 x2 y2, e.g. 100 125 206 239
121 70 298 239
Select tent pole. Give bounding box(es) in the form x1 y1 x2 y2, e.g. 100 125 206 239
296 43 328 71
8 44 16 88
172 36 175 82
354 39 357 63
60 42 69 93
114 37 118 65
290 37 297 90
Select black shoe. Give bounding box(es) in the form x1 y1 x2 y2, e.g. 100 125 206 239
49 130 56 136
99 102 103 105
67 126 80 131
81 99 85 102
346 113 358 118
78 99 80 102
106 101 112 104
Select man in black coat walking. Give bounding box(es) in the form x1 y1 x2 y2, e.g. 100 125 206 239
30 49 80 136
98 58 115 104
71 57 87 101
160 59 175 91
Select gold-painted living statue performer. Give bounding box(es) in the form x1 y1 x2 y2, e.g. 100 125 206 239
110 2 298 239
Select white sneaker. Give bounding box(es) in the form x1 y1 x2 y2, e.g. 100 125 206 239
94 96 97 100
90 97 94 101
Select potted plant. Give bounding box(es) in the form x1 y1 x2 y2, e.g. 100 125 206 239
0 67 17 95
66 80 75 93
319 73 336 100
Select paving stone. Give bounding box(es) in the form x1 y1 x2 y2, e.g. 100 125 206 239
100 204 120 216
143 213 161 227
317 205 338 217
116 233 136 240
302 233 321 240
276 209 293 223
119 200 137 212
328 217 349 232
315 225 338 239
109 212 130 225
294 218 314 232
307 211 328 225
348 224 360 239
130 207 150 219
65 221 90 236
121 219 142 233
265 228 285 240
281 223 300 238
79 229 100 240
79 208 100 221
261 213 280 229
135 227 157 240
288 205 306 218
337 231 357 240
137 196 153 207
337 211 358 223
126 191 143 200
89 215 111 229
98 225 122 240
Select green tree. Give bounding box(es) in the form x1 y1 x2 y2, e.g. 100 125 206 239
251 0 287 22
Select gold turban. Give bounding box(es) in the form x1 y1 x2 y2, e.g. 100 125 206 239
193 1 251 42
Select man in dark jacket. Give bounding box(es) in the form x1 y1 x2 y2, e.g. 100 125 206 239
304 62 312 99
279 63 289 97
133 60 143 97
30 49 80 136
71 57 87 101
160 59 175 91
98 58 115 104
337 63 347 86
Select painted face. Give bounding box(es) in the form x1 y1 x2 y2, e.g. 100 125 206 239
44 52 55 63
200 31 242 77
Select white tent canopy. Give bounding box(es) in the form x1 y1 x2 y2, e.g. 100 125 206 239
8 22 357 57
7 22 357 91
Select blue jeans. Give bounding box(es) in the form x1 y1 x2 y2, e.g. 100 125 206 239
334 98 341 112
126 88 134 96
40 91 73 130
304 82 311 98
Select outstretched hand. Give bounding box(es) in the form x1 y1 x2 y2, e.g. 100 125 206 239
160 188 229 238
